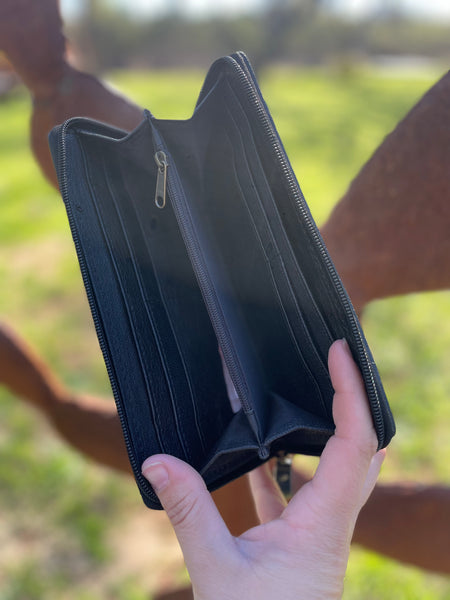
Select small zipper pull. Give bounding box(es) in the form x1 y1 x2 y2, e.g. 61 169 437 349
274 453 293 499
154 151 168 209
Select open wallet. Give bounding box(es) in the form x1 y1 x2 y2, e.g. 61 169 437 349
49 52 395 509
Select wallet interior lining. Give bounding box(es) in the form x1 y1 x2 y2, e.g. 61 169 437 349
155 79 337 436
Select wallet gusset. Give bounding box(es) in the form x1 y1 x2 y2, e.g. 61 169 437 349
49 52 395 509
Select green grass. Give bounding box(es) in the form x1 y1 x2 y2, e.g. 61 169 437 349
1 65 449 598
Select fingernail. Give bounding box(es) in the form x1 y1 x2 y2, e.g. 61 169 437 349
142 460 169 492
341 338 350 354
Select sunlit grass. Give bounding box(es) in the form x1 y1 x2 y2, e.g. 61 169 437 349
1 65 449 598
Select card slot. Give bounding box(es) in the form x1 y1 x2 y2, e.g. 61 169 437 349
224 75 357 352
81 144 194 462
221 114 334 418
227 160 332 420
101 164 197 463
224 82 335 360
120 172 207 459
72 139 170 460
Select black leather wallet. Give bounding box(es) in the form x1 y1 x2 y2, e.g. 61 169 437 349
49 52 395 509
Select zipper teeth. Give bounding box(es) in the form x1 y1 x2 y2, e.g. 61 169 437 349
57 119 144 482
224 55 385 445
163 164 252 414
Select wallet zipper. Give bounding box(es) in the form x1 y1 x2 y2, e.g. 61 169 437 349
224 53 386 447
54 119 145 487
150 123 267 455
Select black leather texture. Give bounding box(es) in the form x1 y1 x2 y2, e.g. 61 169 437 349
49 52 395 509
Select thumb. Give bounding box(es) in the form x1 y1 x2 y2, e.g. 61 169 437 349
142 455 233 568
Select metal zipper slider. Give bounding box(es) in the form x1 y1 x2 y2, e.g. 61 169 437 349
274 453 293 499
154 151 168 209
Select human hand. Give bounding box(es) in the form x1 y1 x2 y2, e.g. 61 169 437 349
142 339 385 600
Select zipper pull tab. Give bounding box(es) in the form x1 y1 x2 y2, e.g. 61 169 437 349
274 453 293 499
154 151 168 209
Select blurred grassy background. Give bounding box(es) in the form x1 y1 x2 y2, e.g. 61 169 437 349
0 65 449 598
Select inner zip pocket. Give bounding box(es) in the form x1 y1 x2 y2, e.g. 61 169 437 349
149 120 268 457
